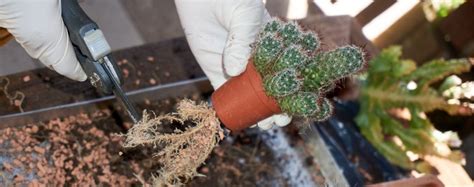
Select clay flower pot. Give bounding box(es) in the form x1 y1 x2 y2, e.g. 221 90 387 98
211 61 281 131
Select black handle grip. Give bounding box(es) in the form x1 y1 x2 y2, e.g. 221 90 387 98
61 0 124 94
61 0 98 60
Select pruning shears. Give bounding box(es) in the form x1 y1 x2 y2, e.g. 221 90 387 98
61 0 141 123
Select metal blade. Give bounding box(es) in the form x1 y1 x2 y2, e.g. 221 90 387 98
102 56 141 123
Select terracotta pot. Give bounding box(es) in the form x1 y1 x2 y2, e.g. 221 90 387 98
211 61 281 131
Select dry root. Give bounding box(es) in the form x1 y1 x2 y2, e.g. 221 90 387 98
0 76 25 112
121 99 224 185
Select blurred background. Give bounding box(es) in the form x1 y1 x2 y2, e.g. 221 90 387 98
2 0 472 75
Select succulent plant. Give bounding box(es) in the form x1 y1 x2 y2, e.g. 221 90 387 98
254 34 283 74
279 92 320 117
252 18 365 119
356 46 472 173
300 31 320 54
279 22 300 45
302 46 365 92
273 45 307 72
263 69 300 97
315 98 334 121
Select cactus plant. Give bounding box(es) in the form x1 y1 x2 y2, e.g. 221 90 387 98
254 34 283 74
279 92 320 118
254 18 365 119
356 46 473 172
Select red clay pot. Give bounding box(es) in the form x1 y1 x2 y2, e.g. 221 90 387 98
211 61 281 132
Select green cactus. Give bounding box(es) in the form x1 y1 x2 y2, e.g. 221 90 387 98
301 46 365 92
254 34 284 74
263 69 301 97
315 98 334 121
253 18 365 119
279 92 320 117
278 22 300 45
300 31 320 54
356 46 472 173
263 19 282 34
272 45 308 72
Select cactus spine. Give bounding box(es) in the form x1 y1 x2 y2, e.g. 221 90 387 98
253 19 365 119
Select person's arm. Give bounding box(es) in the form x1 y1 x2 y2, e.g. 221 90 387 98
175 0 292 129
0 0 86 81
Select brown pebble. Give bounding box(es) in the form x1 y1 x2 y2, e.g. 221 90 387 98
14 175 25 182
13 159 22 166
23 76 31 82
149 78 156 85
14 99 22 107
164 72 170 77
31 125 39 133
25 146 32 152
123 122 133 129
3 163 12 171
201 167 209 174
214 148 224 157
122 69 129 78
34 146 46 154
147 56 155 62
36 163 47 174
28 179 40 187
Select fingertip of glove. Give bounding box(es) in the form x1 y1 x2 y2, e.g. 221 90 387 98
76 70 87 82
51 59 88 82
258 123 273 130
224 62 247 77
273 114 292 127
257 117 274 130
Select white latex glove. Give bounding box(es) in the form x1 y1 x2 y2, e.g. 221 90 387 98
0 0 87 81
175 0 292 130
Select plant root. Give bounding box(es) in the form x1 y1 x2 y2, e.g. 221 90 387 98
0 76 25 112
121 99 224 185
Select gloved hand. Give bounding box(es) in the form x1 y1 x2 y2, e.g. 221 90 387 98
0 0 87 81
175 0 292 130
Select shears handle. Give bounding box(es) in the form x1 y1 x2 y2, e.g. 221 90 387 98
61 0 123 94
